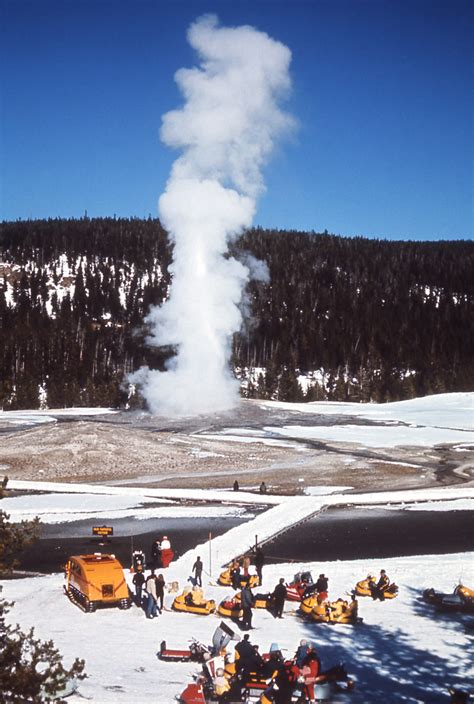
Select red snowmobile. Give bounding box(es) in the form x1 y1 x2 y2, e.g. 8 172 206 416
285 571 316 602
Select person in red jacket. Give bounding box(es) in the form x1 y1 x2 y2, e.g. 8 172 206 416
301 648 322 703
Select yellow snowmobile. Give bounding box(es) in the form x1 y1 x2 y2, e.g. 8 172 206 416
423 584 474 613
355 575 398 599
172 587 216 615
217 595 243 619
299 593 320 615
218 568 259 589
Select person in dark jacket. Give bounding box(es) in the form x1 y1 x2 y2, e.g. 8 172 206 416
315 574 329 601
240 583 254 630
254 547 265 586
231 561 241 590
132 567 145 606
151 539 162 569
155 573 165 613
370 569 390 601
235 634 260 679
271 578 287 618
192 556 203 587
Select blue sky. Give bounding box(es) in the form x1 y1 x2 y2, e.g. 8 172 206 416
1 0 472 240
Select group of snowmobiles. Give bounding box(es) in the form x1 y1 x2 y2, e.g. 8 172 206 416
169 568 399 624
164 623 355 704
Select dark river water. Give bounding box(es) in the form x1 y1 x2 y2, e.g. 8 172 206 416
18 505 473 574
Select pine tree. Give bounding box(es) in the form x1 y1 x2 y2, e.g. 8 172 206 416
0 509 39 577
0 481 86 700
0 590 86 702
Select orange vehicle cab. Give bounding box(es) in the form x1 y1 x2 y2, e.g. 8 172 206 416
64 553 131 612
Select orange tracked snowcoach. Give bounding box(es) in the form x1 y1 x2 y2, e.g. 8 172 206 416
64 553 131 612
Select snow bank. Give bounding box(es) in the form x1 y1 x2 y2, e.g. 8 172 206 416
259 392 474 429
264 423 474 448
0 407 118 426
0 492 250 524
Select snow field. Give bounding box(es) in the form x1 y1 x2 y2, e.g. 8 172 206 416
2 552 473 703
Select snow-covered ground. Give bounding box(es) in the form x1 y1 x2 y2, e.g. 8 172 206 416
0 491 252 523
1 483 473 702
1 393 473 701
2 552 472 703
259 392 474 431
264 423 474 448
1 393 473 448
189 392 474 450
0 407 117 426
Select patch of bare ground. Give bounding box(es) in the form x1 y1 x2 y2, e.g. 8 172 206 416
0 405 471 493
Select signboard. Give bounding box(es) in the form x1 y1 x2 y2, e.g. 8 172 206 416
92 526 114 537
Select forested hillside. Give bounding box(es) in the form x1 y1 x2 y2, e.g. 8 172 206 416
1 218 473 410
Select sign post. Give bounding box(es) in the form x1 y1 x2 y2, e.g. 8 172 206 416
92 526 113 540
209 531 212 581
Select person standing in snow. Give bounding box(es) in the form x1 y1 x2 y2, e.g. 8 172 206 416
155 573 165 613
302 648 322 704
254 547 265 586
231 561 241 590
192 556 203 587
240 582 255 630
271 577 287 618
145 571 158 618
132 566 145 606
235 634 260 679
151 539 162 569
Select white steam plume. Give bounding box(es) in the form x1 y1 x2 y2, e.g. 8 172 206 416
131 14 293 416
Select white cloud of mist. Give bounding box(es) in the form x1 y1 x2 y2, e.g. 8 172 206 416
131 14 293 416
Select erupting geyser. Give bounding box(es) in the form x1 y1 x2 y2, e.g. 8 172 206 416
131 14 294 415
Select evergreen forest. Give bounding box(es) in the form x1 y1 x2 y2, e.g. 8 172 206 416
0 218 473 410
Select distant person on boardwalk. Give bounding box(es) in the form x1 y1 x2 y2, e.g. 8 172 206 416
271 577 287 618
132 566 145 606
233 480 239 491
192 556 203 587
315 573 329 601
370 569 390 601
240 582 255 630
254 547 265 586
156 573 165 613
259 481 267 493
145 571 158 618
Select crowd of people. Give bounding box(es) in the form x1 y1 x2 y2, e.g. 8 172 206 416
208 635 343 704
130 536 392 648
